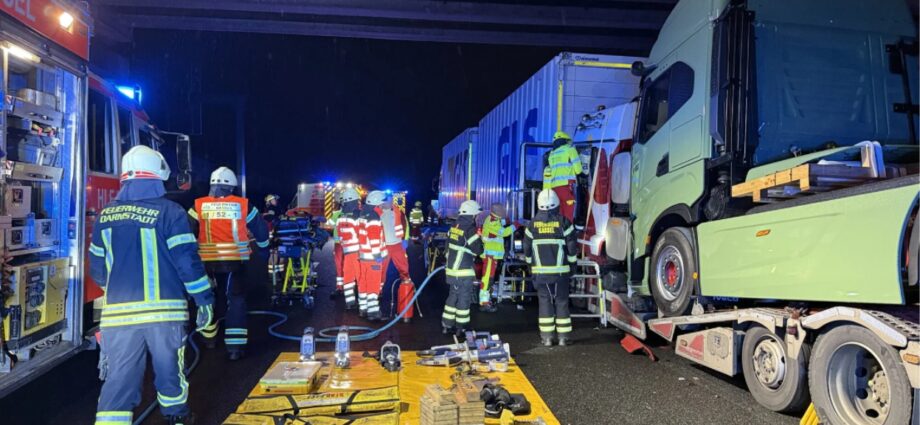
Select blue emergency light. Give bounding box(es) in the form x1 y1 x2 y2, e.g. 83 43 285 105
115 85 143 105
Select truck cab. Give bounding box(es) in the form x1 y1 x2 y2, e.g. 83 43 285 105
83 74 193 308
612 0 919 314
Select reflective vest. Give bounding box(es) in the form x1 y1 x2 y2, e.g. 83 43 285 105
328 209 343 242
89 198 213 328
481 214 513 259
380 207 406 245
446 218 483 277
409 208 424 225
524 210 577 275
545 143 581 189
335 209 361 254
192 195 254 261
358 208 388 261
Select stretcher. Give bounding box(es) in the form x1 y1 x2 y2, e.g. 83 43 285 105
268 217 328 308
224 351 559 425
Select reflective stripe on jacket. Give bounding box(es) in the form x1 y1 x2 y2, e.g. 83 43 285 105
189 195 269 262
524 210 577 275
335 209 361 253
545 143 581 189
90 198 213 328
446 217 483 277
358 208 388 261
481 214 513 259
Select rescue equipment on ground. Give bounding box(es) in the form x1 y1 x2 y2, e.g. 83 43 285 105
237 386 400 416
300 327 315 362
224 411 400 425
378 341 402 372
334 327 351 368
258 361 322 394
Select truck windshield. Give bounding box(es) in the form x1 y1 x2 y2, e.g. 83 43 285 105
749 0 918 165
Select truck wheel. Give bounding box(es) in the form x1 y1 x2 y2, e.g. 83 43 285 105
649 227 697 316
809 324 913 425
741 326 810 413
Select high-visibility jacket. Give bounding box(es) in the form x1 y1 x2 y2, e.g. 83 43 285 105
542 166 553 190
328 209 343 242
481 214 514 260
524 210 577 275
335 207 361 254
358 208 388 261
446 216 483 278
409 207 424 225
90 196 214 329
380 206 406 246
545 142 581 189
188 195 269 262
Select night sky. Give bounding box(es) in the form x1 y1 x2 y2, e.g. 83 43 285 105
126 31 601 205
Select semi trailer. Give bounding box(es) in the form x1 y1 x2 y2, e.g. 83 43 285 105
562 0 919 423
437 52 643 220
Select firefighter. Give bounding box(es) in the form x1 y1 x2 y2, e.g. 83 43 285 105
358 191 388 320
91 146 214 425
188 166 269 360
335 188 362 309
328 196 345 298
524 189 578 346
480 203 515 312
427 200 440 225
409 201 425 241
262 194 283 226
379 196 413 321
544 131 583 221
442 200 483 335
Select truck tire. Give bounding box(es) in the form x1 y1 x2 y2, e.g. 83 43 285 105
741 326 810 413
649 227 696 316
809 324 913 425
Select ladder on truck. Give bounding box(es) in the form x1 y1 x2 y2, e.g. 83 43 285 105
569 260 607 327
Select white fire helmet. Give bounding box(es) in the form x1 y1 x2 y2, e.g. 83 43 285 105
210 166 238 186
537 189 560 211
459 200 482 216
340 188 360 203
365 190 387 206
121 145 170 181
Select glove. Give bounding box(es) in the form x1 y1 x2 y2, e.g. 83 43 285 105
98 351 109 381
196 304 214 332
402 240 408 250
375 257 384 264
479 289 491 305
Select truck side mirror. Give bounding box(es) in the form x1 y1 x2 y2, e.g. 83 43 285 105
631 61 656 77
176 134 192 191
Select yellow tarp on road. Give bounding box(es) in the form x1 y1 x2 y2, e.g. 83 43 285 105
226 351 559 425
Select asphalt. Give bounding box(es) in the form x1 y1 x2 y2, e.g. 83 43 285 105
0 240 802 425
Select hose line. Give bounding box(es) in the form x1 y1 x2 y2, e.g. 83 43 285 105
132 266 444 424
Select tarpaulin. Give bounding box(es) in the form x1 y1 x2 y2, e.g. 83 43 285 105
227 352 559 425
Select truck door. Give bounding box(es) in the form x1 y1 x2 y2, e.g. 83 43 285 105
631 61 699 255
85 88 119 303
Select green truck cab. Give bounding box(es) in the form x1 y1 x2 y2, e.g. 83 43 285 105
622 0 918 316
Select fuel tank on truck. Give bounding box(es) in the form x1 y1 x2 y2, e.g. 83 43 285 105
474 52 643 221
438 128 477 219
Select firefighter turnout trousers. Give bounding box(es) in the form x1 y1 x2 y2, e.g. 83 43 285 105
342 252 360 309
334 243 345 291
96 324 189 423
442 276 474 330
535 274 572 339
199 262 248 353
358 260 385 319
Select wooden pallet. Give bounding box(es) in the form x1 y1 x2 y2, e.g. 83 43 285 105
731 163 879 202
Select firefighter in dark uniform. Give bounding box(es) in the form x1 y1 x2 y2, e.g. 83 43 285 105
188 166 269 360
524 189 578 346
442 200 483 335
91 146 214 425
